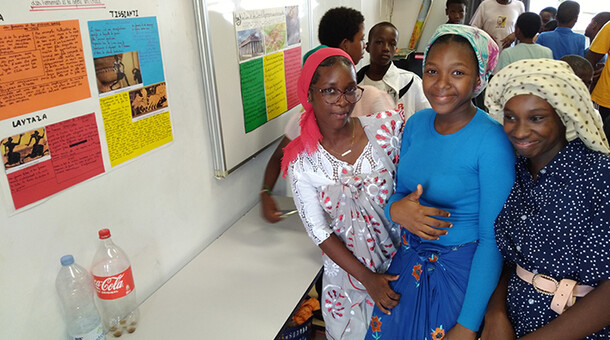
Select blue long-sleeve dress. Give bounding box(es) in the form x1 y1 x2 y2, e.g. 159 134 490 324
366 108 515 339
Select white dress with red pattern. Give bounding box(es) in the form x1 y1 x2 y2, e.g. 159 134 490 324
288 110 403 340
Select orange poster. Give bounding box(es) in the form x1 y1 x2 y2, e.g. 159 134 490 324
0 20 90 120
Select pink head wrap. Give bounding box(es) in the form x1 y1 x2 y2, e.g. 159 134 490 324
281 47 354 175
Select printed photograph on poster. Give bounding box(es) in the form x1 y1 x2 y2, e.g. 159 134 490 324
286 6 300 46
237 29 265 61
263 22 287 54
234 7 287 61
0 20 90 121
3 113 105 210
129 82 168 120
94 51 142 94
1 128 50 172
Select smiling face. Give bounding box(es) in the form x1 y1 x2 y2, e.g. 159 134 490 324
309 58 357 134
366 25 398 67
503 94 567 173
423 39 480 117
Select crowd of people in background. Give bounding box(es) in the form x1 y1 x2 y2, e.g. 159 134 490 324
261 2 610 339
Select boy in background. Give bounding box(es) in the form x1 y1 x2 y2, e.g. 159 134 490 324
542 19 558 32
357 22 430 119
446 0 467 25
561 54 594 90
317 7 366 66
585 12 610 44
585 12 610 89
536 0 585 59
495 12 553 73
587 21 610 139
539 7 557 30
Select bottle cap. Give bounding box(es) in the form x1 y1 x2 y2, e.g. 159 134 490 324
98 228 111 239
60 255 74 266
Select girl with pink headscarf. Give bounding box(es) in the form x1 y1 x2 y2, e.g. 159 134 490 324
282 47 404 339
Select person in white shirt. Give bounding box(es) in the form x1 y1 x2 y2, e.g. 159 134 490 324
356 22 430 120
470 0 525 52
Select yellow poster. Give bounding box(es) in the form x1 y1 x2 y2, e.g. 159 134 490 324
263 52 287 120
100 88 173 167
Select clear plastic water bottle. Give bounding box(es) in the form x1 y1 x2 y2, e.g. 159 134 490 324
91 228 139 337
56 255 105 340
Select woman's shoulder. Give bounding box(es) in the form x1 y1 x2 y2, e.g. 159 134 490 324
359 110 404 148
289 146 324 176
565 145 610 199
469 109 514 149
354 85 395 117
360 109 404 125
580 144 610 177
411 108 436 118
472 109 506 133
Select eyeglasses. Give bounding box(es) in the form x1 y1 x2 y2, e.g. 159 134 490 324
310 86 364 104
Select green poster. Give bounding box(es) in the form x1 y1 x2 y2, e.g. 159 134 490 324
240 58 267 132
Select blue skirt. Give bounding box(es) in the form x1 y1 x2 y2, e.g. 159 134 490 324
366 231 476 340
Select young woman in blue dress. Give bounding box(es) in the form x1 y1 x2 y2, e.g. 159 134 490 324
365 24 516 340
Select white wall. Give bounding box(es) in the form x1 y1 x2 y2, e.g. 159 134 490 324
0 1 271 338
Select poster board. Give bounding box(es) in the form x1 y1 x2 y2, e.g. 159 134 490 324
0 2 173 211
193 0 313 178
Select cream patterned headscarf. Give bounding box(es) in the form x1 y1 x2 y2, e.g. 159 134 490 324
485 59 610 154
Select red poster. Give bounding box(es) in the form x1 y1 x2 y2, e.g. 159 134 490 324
4 113 104 209
284 46 301 110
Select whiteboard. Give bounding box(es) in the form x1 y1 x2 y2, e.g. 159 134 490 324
193 0 313 178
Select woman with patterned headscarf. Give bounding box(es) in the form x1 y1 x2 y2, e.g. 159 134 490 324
482 59 610 339
365 24 516 339
282 47 405 339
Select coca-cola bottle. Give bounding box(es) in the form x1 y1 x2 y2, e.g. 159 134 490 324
91 228 139 337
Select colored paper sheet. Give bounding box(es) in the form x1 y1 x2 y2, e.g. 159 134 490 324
99 91 173 167
0 20 90 120
240 58 267 133
90 17 173 166
4 113 104 210
283 47 301 110
263 52 287 120
88 17 165 89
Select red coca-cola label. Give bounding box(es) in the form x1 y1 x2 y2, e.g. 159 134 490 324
93 266 134 300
